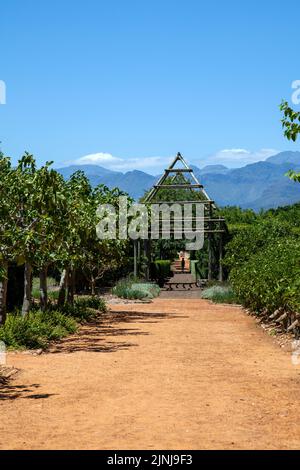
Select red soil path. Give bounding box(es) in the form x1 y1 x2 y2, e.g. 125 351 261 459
1 298 300 450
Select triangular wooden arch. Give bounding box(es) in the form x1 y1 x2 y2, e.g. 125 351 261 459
145 152 213 204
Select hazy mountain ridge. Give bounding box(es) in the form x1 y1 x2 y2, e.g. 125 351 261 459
57 151 300 209
266 151 300 165
58 165 157 200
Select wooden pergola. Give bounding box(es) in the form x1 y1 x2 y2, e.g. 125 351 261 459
133 152 227 282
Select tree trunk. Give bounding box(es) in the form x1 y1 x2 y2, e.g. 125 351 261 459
58 268 68 306
0 262 8 325
22 262 32 317
39 266 48 311
67 268 75 305
91 277 96 296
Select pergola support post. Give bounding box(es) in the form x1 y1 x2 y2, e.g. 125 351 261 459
133 240 138 278
208 235 213 281
137 240 141 277
143 239 151 281
218 233 224 282
208 205 213 281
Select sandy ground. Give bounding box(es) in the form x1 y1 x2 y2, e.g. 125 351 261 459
1 298 300 450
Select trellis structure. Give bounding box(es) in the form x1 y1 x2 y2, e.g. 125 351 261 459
133 152 227 283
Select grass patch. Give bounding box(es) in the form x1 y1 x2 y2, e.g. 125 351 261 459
32 289 59 301
32 277 59 301
201 285 238 304
32 277 58 290
113 278 160 300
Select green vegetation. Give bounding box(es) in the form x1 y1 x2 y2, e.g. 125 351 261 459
2 139 300 345
32 277 59 301
280 101 300 181
0 151 130 327
0 150 124 348
113 278 144 299
142 175 201 264
280 101 300 144
229 239 300 313
201 285 237 304
0 295 107 349
75 295 107 312
0 310 77 350
219 204 300 334
150 260 171 287
131 283 160 299
113 278 160 300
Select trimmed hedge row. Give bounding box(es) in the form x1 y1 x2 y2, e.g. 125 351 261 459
224 218 300 335
229 239 300 314
150 260 171 287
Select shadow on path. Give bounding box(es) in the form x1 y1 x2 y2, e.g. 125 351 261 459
0 382 56 401
48 308 186 355
0 307 187 401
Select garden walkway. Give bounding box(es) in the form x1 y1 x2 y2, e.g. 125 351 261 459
160 272 202 298
1 298 300 449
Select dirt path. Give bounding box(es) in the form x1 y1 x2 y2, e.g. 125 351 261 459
1 298 300 450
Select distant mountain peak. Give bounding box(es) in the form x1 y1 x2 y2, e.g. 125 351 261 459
266 151 300 165
202 164 228 170
201 164 228 174
56 151 300 209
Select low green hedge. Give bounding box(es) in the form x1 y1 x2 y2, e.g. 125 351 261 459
150 260 171 286
230 238 300 314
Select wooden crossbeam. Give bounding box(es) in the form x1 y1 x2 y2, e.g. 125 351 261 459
165 168 193 173
144 152 216 209
159 217 225 221
150 200 215 205
154 184 203 189
151 230 226 234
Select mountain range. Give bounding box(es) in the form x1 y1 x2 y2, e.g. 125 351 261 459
57 151 300 210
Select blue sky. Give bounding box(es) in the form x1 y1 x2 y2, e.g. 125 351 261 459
1 0 300 174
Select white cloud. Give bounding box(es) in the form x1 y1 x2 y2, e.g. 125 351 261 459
220 148 250 155
75 153 123 165
68 152 173 174
201 148 279 168
64 148 280 174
